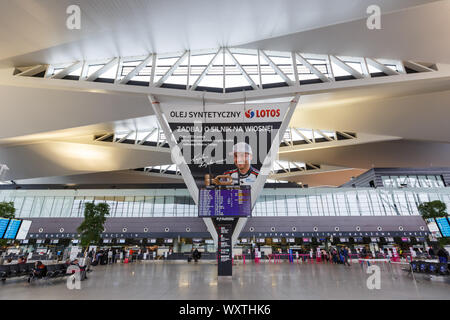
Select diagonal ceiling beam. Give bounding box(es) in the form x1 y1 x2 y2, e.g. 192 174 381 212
292 128 312 144
118 55 153 85
330 55 364 79
51 61 83 79
366 58 400 76
225 48 259 90
85 58 119 82
315 129 334 141
259 50 294 86
190 49 223 91
152 51 189 87
403 61 435 73
296 53 331 82
16 65 48 77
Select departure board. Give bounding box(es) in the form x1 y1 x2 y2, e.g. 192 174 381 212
199 187 251 217
436 217 450 237
0 218 9 238
3 219 21 239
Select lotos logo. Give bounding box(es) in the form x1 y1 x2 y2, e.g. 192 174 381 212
245 109 255 118
245 109 255 119
245 108 281 118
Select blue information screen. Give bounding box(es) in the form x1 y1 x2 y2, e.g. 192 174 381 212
436 217 450 237
199 187 251 217
3 219 21 239
0 218 9 238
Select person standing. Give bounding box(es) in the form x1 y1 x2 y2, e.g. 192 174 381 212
112 249 117 263
343 247 351 267
193 248 200 263
428 247 435 258
108 250 113 264
437 247 449 264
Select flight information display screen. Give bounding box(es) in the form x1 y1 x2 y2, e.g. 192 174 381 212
0 218 9 238
198 187 251 217
436 217 450 237
3 219 22 239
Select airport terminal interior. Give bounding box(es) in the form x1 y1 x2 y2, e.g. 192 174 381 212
0 0 449 302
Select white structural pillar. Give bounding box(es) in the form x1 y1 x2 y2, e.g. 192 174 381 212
231 94 301 247
148 95 218 246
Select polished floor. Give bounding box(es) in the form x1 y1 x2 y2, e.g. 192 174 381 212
0 261 449 300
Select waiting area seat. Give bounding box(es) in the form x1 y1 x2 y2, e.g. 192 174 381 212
1 263 71 282
410 261 450 276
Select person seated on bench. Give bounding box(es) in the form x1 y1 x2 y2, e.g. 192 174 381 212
28 261 47 283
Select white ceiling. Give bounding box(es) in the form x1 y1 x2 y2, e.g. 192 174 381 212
1 0 449 186
0 0 438 66
243 0 450 64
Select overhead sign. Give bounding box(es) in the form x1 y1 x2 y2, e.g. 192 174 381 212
0 218 9 238
164 103 290 190
1 219 32 240
199 187 251 217
435 217 450 237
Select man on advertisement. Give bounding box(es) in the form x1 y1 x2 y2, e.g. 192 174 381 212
223 142 259 186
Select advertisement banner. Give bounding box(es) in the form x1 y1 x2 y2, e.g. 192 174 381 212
164 103 289 182
162 103 290 216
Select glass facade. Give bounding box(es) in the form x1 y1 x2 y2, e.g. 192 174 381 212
1 187 450 218
381 175 445 188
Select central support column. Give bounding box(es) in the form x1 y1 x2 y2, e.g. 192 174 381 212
213 217 238 277
149 94 300 279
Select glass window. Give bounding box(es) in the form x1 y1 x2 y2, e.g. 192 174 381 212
164 196 175 217
308 196 319 216
286 196 297 216
295 196 309 216
93 196 105 205
153 197 165 217
115 197 126 217
131 196 144 217
274 196 287 216
13 197 24 215
30 197 44 217
19 197 33 218
382 176 395 187
123 197 134 217
61 197 74 217
264 196 276 216
357 192 371 216
50 197 64 217
346 192 359 216
143 197 155 217
71 197 84 217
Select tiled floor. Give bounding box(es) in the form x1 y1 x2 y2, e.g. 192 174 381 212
0 261 449 300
